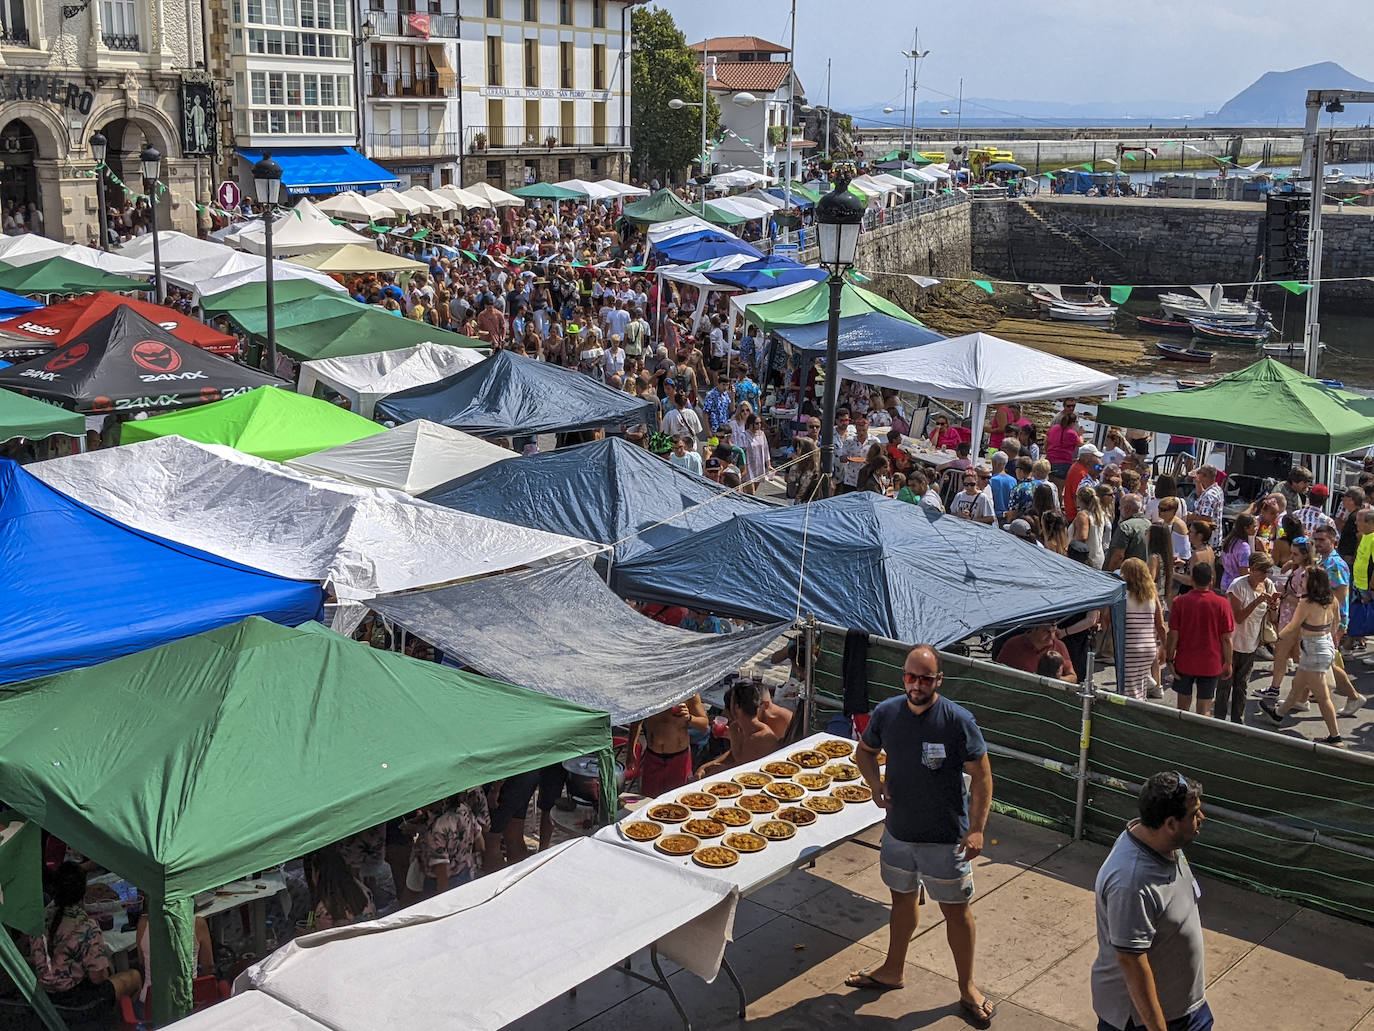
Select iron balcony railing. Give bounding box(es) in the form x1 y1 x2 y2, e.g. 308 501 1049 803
368 71 455 99
102 32 140 51
366 11 459 38
365 131 463 158
464 124 627 152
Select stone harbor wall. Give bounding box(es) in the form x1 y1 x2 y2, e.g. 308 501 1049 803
970 196 1374 304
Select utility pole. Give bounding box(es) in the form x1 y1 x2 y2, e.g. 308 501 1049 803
825 58 831 159
781 0 796 241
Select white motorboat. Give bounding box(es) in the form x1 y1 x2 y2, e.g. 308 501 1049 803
1261 341 1327 357
1045 302 1116 322
1158 291 1268 326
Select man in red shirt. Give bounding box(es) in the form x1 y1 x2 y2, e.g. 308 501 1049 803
1167 562 1234 717
1064 443 1103 521
996 624 1078 684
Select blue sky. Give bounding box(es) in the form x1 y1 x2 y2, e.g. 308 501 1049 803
660 0 1370 114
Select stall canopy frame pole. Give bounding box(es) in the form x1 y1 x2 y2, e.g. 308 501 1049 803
1072 643 1097 841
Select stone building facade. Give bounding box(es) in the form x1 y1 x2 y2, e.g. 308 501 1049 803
0 0 211 241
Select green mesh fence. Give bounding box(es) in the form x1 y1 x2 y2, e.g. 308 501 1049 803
813 626 1374 925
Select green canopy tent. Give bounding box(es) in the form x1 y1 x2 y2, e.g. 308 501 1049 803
742 280 924 333
0 388 85 443
229 300 487 362
199 278 351 313
1096 358 1374 455
620 188 707 227
0 617 614 1024
512 182 585 201
120 385 385 461
0 256 147 296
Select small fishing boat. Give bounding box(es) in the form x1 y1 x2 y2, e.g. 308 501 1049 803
1190 320 1273 344
1136 314 1194 334
1261 341 1327 358
1045 302 1116 322
1159 290 1268 325
1155 342 1215 363
1176 377 1216 389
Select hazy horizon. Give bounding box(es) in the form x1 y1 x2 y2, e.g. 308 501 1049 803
661 0 1370 120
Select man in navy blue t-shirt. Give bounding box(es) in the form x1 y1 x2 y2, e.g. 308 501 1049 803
847 644 997 1026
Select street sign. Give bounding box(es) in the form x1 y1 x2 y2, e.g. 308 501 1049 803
773 243 799 260
216 180 241 208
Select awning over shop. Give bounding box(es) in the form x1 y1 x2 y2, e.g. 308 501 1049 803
421 436 773 563
376 350 658 438
1095 358 1374 455
33 435 599 603
237 147 400 196
0 460 324 684
613 493 1126 649
371 560 787 724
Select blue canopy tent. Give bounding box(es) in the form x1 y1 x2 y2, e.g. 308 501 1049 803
613 494 1126 678
0 460 324 684
0 289 39 319
375 350 658 438
420 436 774 563
651 229 763 265
1057 170 1096 194
706 257 827 291
765 188 814 210
773 312 945 358
985 162 1027 173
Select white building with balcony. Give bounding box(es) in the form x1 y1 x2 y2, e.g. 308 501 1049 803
213 0 400 196
688 35 809 184
358 1 461 189
457 0 636 190
0 0 207 240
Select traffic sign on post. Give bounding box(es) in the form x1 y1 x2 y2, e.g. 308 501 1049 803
216 180 241 209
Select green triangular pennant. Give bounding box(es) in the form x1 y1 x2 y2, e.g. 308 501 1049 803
1109 285 1133 304
412 228 429 240
626 264 647 272
1278 281 1311 295
1124 152 1137 161
509 256 525 264
1080 163 1093 171
461 249 479 262
761 268 783 279
972 280 994 295
847 271 871 283
293 208 303 219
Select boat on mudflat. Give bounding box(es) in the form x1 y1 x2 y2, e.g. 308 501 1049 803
1159 291 1268 326
1190 320 1273 344
1137 314 1193 334
1261 341 1327 358
1045 303 1116 322
1155 342 1215 363
1175 377 1216 389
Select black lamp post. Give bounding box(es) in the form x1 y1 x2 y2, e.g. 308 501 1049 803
252 152 283 374
814 170 864 479
90 131 109 250
139 144 163 300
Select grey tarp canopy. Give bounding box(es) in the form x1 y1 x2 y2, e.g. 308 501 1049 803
369 560 789 723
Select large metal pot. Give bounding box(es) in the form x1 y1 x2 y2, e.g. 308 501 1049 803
561 753 625 805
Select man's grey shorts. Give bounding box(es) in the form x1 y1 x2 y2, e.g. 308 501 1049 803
879 832 975 903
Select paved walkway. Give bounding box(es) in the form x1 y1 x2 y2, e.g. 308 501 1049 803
509 813 1374 1030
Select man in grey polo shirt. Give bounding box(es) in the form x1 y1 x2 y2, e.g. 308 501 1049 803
1092 771 1212 1031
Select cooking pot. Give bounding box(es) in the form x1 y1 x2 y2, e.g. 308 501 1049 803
561 753 625 804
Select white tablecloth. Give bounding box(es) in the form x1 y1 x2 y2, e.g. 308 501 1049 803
595 732 886 896
194 874 290 921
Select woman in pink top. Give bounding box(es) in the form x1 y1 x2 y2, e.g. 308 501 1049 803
1045 410 1082 480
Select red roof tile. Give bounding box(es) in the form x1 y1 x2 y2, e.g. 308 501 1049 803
689 36 789 54
703 61 792 93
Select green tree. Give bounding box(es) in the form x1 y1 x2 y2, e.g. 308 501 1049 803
630 6 720 183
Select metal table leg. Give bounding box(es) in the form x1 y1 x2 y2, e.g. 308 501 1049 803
650 945 693 1031
721 955 747 1018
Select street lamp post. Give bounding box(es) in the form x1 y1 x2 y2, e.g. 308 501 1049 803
90 131 109 250
253 153 283 374
814 170 864 480
139 145 163 301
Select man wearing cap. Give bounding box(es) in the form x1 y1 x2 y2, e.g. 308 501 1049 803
1296 484 1336 536
1004 519 1043 546
1065 444 1103 521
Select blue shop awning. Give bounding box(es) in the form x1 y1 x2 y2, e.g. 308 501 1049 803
237 147 400 196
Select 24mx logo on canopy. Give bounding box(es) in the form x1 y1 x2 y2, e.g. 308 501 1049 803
130 339 208 383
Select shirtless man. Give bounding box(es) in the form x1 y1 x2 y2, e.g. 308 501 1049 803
625 694 708 796
697 682 780 778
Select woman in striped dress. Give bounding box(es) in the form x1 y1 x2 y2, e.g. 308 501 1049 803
1121 558 1166 700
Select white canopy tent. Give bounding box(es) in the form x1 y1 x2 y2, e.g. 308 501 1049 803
367 188 429 217
116 231 234 267
594 178 649 198
837 332 1119 450
285 420 507 495
434 184 492 211
2 242 153 275
193 258 350 303
728 278 816 323
231 199 371 256
739 189 785 210
706 196 776 222
400 185 457 213
555 178 618 201
313 191 396 222
709 169 772 190
31 436 597 604
173 839 736 1031
295 341 485 418
0 234 66 264
460 181 523 207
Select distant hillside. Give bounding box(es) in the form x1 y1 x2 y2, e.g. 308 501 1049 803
1214 62 1374 124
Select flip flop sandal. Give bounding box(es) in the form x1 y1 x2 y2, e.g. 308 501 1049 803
844 971 903 992
960 997 998 1026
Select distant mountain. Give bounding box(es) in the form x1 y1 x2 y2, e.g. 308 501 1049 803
1214 62 1374 124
